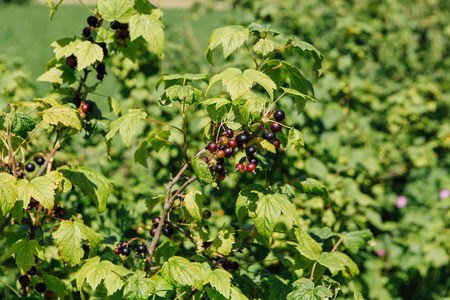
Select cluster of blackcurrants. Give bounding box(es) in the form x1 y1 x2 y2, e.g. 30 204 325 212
18 266 55 299
114 241 148 257
111 21 130 47
12 155 45 178
137 216 175 238
203 109 286 183
72 97 93 119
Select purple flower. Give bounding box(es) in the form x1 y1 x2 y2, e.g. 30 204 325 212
439 189 450 199
375 249 387 257
395 195 407 208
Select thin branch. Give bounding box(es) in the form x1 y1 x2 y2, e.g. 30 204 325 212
310 261 318 281
244 42 259 69
264 92 286 119
166 220 197 248
7 126 17 178
156 137 184 151
0 278 21 297
77 0 96 14
331 237 343 252
145 118 184 134
0 214 12 235
185 121 211 152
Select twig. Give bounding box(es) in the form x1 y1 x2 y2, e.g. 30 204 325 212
166 220 197 249
331 237 343 252
145 118 184 134
244 42 259 69
0 214 12 235
0 278 21 297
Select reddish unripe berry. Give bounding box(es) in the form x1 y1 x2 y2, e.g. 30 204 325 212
207 142 218 153
217 150 225 158
246 163 257 173
225 128 234 138
82 27 91 37
66 55 77 69
273 139 281 148
227 139 237 148
201 156 209 163
270 122 282 132
218 173 226 181
81 103 91 113
219 136 228 145
114 248 120 255
235 163 245 173
79 111 86 119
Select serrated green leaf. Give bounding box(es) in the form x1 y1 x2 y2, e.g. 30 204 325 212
248 23 280 38
288 37 325 77
230 285 250 300
253 39 280 56
37 67 63 84
308 227 334 241
261 139 276 153
53 217 104 267
211 226 235 255
161 85 202 105
339 230 373 253
106 109 147 147
129 13 164 55
156 73 209 90
148 130 171 152
134 0 152 13
154 240 179 266
123 275 156 300
253 193 282 239
292 229 322 260
288 128 304 151
72 256 115 291
9 239 44 272
354 291 366 300
0 173 18 216
293 177 330 203
184 191 204 221
58 166 111 213
42 105 82 131
161 256 203 290
11 113 36 136
207 68 276 101
75 41 104 71
206 25 249 65
98 0 134 23
317 252 346 274
235 184 266 224
107 96 121 116
134 140 149 168
51 39 80 60
191 156 213 186
45 171 72 193
333 251 359 277
239 94 267 123
268 275 292 300
206 269 232 299
17 177 56 210
152 275 174 298
42 274 68 299
287 278 333 300
34 97 60 108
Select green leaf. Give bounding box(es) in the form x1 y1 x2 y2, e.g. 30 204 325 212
107 96 122 116
106 109 147 148
98 0 134 23
206 68 276 101
206 25 249 65
37 67 63 84
17 177 56 210
94 27 115 43
9 239 44 272
42 105 82 131
184 191 205 221
282 87 316 103
248 23 280 38
191 157 213 186
211 226 235 255
11 113 36 136
260 139 276 153
288 128 304 150
332 251 360 277
152 275 174 298
304 157 328 179
161 256 203 290
161 85 202 105
75 41 104 71
51 38 79 60
42 274 69 299
72 256 115 291
230 286 250 300
58 166 111 213
34 97 60 108
287 278 333 300
123 275 156 300
148 130 171 152
53 217 104 267
156 73 209 90
317 252 346 274
291 229 322 260
339 230 373 253
129 13 164 55
0 173 18 216
253 193 282 239
354 291 366 300
154 240 180 266
261 60 313 93
293 177 330 203
238 94 267 123
253 39 280 56
206 269 232 299
288 37 325 77
268 275 292 300
134 140 149 168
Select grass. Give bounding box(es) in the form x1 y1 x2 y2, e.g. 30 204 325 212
0 1 237 99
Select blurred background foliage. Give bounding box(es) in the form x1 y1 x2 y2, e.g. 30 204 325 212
0 0 449 299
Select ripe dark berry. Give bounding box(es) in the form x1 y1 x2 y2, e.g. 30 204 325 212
96 62 106 74
273 139 281 148
202 210 212 219
35 282 47 293
217 150 225 158
118 29 129 39
246 146 257 156
224 147 233 158
25 162 35 172
28 266 37 276
218 145 226 151
44 290 56 299
227 139 237 148
248 157 258 166
97 42 108 57
121 246 131 256
215 164 225 173
274 110 286 121
66 55 77 69
235 163 245 173
16 161 22 169
263 131 276 142
235 132 249 146
270 122 282 132
207 142 218 153
115 243 123 250
119 23 129 30
150 227 157 237
162 226 174 237
97 73 105 81
121 241 128 247
201 156 209 164
82 27 91 37
225 128 234 138
230 261 239 271
136 226 145 234
111 21 121 30
218 173 226 181
87 16 98 27
153 216 161 224
80 103 91 113
19 275 30 287
72 96 82 107
219 136 228 145
246 163 257 173
136 244 147 254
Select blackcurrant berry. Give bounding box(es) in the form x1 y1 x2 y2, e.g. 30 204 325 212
119 23 129 30
82 27 91 37
201 156 209 164
225 128 234 138
224 147 233 158
246 146 257 156
72 96 82 107
218 173 226 181
153 216 161 224
162 226 174 237
115 243 123 250
97 73 105 81
218 145 226 151
219 136 228 145
150 227 157 237
111 21 121 30
35 282 47 293
273 139 281 148
217 150 225 158
246 163 257 173
274 110 286 121
207 142 218 153
25 163 35 172
248 157 258 166
202 210 212 219
270 122 282 132
114 248 120 255
15 161 22 169
28 266 37 276
80 103 91 113
121 241 128 247
96 62 106 74
118 29 129 39
44 290 56 299
87 16 98 27
263 131 276 142
235 163 245 173
136 226 145 234
215 164 225 173
230 261 239 271
235 132 249 146
227 139 237 148
136 244 147 254
97 42 108 57
121 246 131 256
19 275 30 287
66 55 77 69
